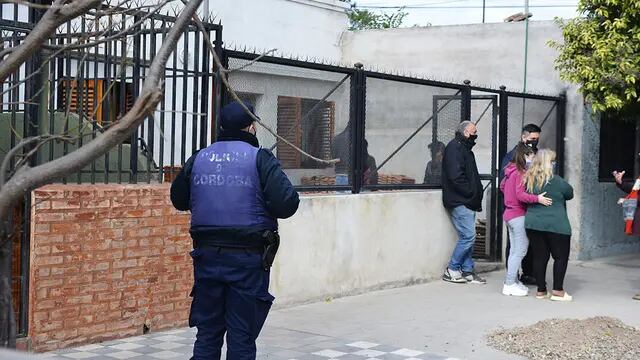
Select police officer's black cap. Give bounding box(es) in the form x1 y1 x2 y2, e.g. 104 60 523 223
220 101 257 131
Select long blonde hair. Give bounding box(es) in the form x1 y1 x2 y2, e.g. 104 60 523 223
524 149 556 193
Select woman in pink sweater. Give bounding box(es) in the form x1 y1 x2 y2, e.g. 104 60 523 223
500 143 552 296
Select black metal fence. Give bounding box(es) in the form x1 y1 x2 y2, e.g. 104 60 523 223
1 3 567 337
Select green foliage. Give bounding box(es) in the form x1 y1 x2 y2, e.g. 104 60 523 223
346 4 408 31
549 0 640 118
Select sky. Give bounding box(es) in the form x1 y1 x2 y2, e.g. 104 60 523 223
350 0 581 27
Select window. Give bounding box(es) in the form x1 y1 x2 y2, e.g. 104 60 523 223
58 79 134 125
276 96 335 169
599 112 635 182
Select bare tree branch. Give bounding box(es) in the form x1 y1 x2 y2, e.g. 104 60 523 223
0 0 61 10
0 0 204 223
0 0 103 85
183 6 339 166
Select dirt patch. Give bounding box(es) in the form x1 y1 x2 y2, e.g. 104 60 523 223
487 316 640 359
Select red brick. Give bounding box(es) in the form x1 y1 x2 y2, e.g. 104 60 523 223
50 223 83 234
139 197 166 207
113 259 138 269
34 212 64 222
81 262 110 272
64 211 97 221
82 198 111 208
94 270 123 281
64 273 93 285
64 294 93 306
34 255 63 266
34 246 51 256
138 217 164 227
34 234 64 244
50 265 82 276
33 319 63 332
124 248 152 258
111 197 139 208
49 307 80 320
37 278 64 288
34 188 65 199
51 243 82 254
65 190 93 199
34 223 50 234
34 200 51 210
124 227 152 238
51 199 81 210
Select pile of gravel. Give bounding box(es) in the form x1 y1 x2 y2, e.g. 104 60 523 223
487 316 640 360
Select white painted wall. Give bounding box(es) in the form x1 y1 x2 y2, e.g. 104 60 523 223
271 191 458 305
208 0 348 61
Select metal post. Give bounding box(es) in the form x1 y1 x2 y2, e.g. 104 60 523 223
495 85 509 262
349 63 366 194
461 79 471 121
482 0 486 23
213 26 225 142
130 15 142 184
556 93 567 178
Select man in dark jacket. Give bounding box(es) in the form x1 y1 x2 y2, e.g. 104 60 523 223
170 101 300 360
441 120 485 284
500 123 542 285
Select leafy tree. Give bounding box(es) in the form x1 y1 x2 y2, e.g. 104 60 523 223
550 0 640 117
345 2 408 31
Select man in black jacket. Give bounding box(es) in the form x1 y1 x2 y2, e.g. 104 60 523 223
441 120 486 284
170 101 299 360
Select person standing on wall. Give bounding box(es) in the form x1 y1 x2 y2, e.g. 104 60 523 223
441 120 486 284
500 143 552 297
613 169 640 301
524 149 574 301
500 124 543 285
170 101 300 360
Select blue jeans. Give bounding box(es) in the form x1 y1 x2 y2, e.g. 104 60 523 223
448 205 476 273
505 216 529 285
189 248 274 360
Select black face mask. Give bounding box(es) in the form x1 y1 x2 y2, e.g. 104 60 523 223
526 139 539 150
469 134 478 142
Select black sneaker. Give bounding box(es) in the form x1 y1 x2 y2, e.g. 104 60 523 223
462 271 487 284
519 275 537 286
442 268 467 283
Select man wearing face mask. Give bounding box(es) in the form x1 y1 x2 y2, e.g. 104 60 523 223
170 101 300 359
500 124 542 286
441 121 486 284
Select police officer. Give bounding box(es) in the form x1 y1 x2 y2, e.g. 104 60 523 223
170 101 300 360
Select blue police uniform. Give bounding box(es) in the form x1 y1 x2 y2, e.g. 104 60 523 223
170 102 299 360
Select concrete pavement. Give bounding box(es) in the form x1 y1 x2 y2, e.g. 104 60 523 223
43 255 640 360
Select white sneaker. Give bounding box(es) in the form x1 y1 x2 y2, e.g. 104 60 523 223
502 283 529 297
516 281 529 291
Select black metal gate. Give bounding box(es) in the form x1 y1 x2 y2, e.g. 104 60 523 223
1 3 222 337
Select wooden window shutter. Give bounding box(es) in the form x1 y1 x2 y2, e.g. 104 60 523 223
59 79 104 124
300 100 335 168
276 96 302 168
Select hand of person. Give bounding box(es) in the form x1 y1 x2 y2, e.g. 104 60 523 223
538 192 552 206
613 170 625 185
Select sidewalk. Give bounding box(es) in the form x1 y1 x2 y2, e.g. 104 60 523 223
46 255 640 360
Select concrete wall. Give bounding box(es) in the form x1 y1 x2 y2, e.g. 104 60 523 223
272 191 457 305
341 21 640 259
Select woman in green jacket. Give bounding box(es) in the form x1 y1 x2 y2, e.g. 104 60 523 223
524 149 574 301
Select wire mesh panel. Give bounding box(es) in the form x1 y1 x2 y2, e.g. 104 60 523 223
227 56 352 188
364 76 462 188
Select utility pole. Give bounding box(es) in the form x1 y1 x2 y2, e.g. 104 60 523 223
482 0 486 23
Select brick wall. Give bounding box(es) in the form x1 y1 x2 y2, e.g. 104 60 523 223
29 184 192 352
